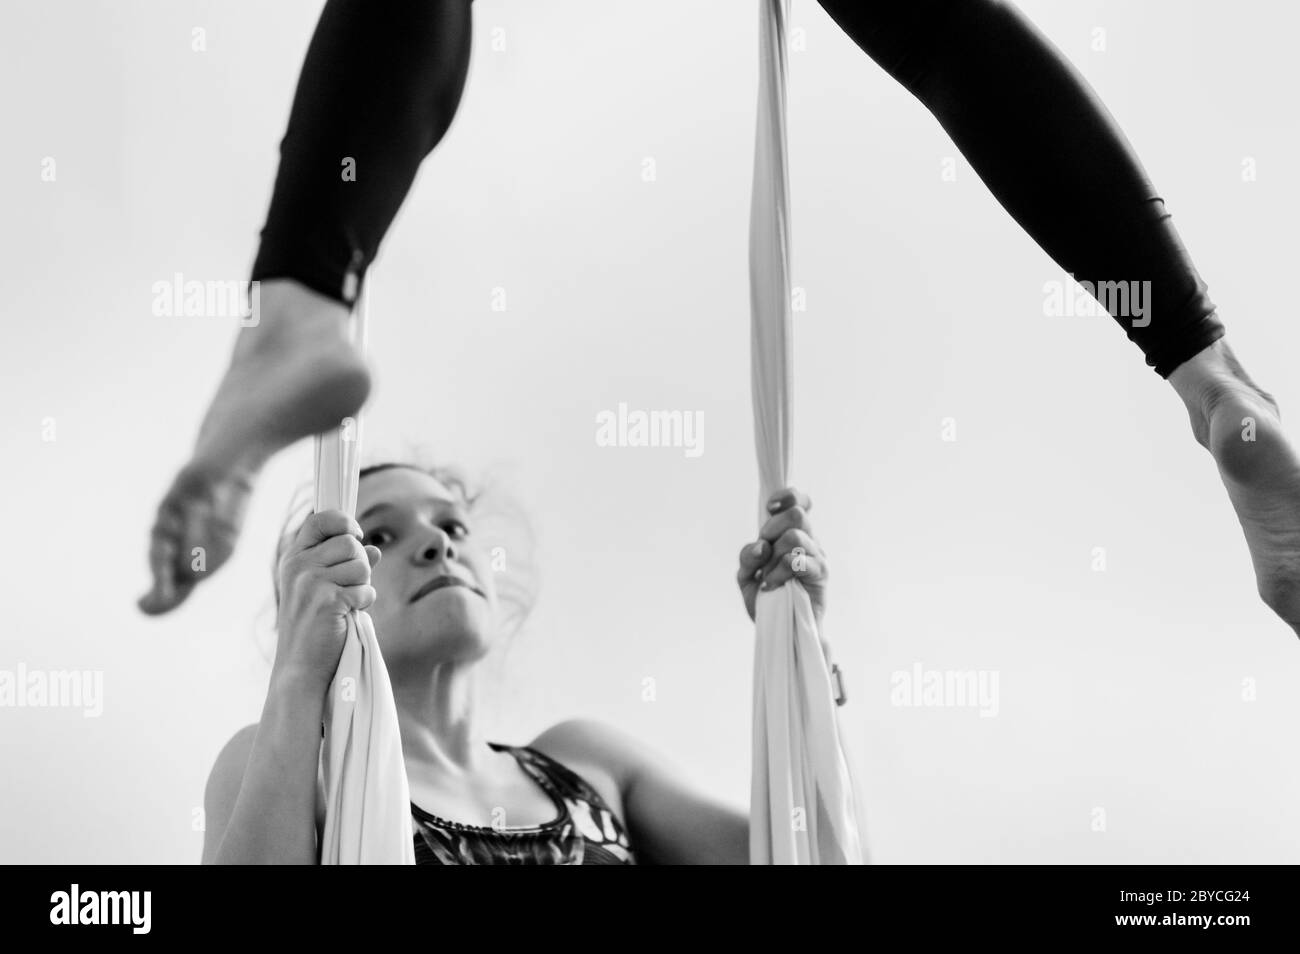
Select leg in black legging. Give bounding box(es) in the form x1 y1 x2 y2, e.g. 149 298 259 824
252 0 473 305
140 0 473 615
817 0 1220 377
817 0 1300 635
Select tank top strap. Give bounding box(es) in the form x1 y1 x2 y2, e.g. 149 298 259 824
487 741 566 796
490 741 609 811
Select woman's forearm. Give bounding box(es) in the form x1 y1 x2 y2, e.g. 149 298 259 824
212 672 325 865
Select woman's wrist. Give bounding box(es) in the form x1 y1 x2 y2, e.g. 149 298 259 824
267 665 329 722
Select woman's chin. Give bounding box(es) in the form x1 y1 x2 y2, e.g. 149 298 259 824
420 600 492 636
375 609 495 663
377 590 483 632
378 630 492 669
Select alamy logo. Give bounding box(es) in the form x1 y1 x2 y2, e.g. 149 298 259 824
1042 273 1151 328
595 402 703 458
0 663 102 717
890 663 1000 717
50 885 150 934
151 273 260 326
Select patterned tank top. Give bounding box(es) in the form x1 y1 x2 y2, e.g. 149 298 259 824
411 742 637 865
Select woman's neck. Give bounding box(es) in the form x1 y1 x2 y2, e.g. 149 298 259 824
390 661 485 775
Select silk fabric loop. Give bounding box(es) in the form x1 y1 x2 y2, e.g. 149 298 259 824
749 0 864 865
314 284 416 865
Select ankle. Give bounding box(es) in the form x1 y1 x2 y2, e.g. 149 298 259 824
1168 339 1277 450
232 279 352 361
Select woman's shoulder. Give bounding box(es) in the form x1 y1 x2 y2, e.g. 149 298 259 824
207 723 260 791
200 722 262 864
217 722 260 760
526 718 643 795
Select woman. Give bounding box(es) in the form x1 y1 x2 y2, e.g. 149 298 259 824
141 0 1300 638
201 464 828 864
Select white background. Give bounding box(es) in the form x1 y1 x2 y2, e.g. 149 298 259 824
3 0 1298 863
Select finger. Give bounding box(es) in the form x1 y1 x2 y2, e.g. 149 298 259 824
141 513 206 614
365 545 382 569
736 563 762 624
337 584 377 612
765 486 812 515
307 533 368 568
177 498 226 586
736 539 770 581
140 516 180 614
296 510 363 548
758 505 813 547
139 473 201 613
736 559 764 618
761 528 822 579
322 557 373 587
761 548 824 591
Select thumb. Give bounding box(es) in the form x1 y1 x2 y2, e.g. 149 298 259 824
365 545 382 569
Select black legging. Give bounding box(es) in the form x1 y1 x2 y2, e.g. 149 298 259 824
251 0 1224 378
250 0 473 306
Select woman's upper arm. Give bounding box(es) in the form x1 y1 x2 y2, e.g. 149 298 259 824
534 719 749 865
200 723 258 865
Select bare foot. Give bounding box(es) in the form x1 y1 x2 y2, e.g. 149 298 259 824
138 280 371 615
1171 339 1300 637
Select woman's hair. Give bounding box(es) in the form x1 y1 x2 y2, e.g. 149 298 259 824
268 458 541 645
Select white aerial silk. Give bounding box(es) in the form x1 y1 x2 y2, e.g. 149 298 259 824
314 288 416 865
748 0 864 865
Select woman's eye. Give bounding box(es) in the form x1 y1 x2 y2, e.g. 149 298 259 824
445 520 470 539
365 529 394 548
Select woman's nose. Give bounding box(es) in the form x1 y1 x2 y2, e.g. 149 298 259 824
413 526 455 564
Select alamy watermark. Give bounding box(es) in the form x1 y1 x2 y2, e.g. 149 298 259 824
1043 273 1151 328
151 273 260 326
595 402 703 458
0 663 103 717
890 662 999 717
50 885 150 934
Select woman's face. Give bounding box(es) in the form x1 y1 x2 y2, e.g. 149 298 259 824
355 466 499 667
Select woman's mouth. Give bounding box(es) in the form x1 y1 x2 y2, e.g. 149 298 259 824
410 575 485 603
